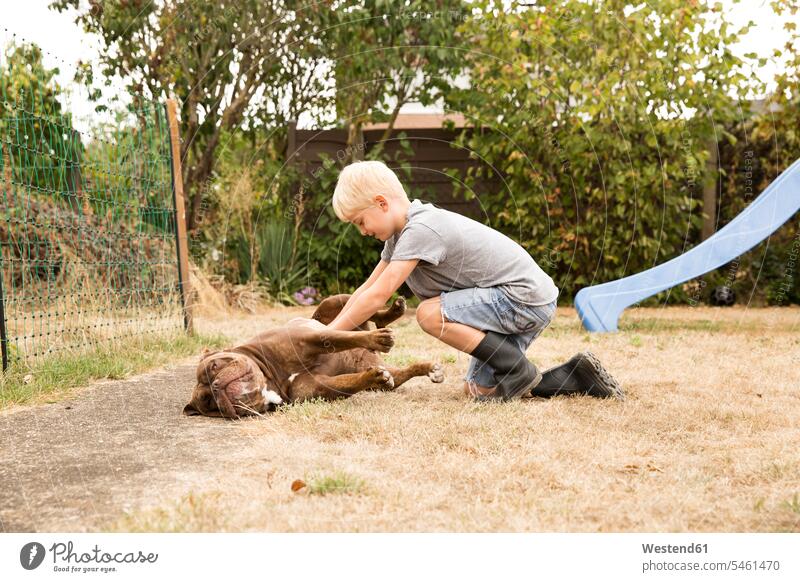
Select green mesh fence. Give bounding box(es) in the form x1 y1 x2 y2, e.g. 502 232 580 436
0 38 185 370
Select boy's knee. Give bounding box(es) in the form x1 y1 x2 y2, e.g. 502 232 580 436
415 298 443 335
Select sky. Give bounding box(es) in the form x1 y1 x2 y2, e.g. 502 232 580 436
0 0 796 131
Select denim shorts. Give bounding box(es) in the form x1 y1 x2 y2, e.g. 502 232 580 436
439 286 557 387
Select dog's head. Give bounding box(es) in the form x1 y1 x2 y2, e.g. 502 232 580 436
183 347 285 419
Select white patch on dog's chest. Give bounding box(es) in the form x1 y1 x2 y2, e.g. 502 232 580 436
261 387 283 404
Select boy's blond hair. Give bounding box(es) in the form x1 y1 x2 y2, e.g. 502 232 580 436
332 160 409 221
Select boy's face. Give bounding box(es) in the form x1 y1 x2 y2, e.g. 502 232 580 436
348 195 395 241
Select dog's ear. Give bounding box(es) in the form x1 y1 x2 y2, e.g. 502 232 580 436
183 401 202 416
200 347 221 360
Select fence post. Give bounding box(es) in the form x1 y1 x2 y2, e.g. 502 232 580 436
0 143 8 371
165 99 194 334
0 274 7 372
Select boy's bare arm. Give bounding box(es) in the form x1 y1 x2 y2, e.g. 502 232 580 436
336 259 389 316
328 259 418 331
327 259 388 330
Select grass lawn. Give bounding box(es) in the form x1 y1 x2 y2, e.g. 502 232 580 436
104 303 800 532
0 331 228 410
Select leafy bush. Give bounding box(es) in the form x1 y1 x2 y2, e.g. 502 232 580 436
256 220 307 304
444 0 758 304
293 154 381 295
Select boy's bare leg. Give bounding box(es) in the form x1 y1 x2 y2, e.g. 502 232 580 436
463 381 496 397
415 296 485 351
415 296 496 396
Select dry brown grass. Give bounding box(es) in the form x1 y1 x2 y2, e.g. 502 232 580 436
110 303 800 532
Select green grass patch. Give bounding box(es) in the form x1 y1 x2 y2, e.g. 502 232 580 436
619 318 723 333
305 470 366 496
382 353 420 367
278 396 334 420
108 491 228 533
782 494 800 515
0 331 228 410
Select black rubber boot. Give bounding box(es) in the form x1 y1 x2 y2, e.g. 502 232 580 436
469 331 542 401
528 351 624 400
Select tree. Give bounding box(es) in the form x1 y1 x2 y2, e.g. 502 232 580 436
445 0 760 300
0 42 82 204
715 0 800 305
52 0 331 231
325 0 467 157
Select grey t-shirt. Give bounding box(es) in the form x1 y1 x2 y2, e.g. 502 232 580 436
381 198 559 306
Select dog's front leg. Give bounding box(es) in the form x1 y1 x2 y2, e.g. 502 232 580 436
298 327 395 358
311 294 406 329
287 367 395 401
370 296 407 328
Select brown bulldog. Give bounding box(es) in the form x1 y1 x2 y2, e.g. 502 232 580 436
183 293 444 419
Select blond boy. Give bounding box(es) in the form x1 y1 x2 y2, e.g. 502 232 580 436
327 160 622 401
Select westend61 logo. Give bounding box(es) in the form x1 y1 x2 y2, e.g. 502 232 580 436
20 542 46 570
19 540 158 574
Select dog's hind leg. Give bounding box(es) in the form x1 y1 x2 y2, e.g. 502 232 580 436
385 362 445 388
287 367 396 401
311 294 363 326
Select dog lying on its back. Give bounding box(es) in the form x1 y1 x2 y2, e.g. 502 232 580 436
183 293 444 419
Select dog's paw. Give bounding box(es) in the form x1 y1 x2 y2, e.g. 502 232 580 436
391 296 407 314
428 363 445 383
367 327 395 352
365 365 395 390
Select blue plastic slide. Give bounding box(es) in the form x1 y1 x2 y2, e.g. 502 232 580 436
575 157 800 332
